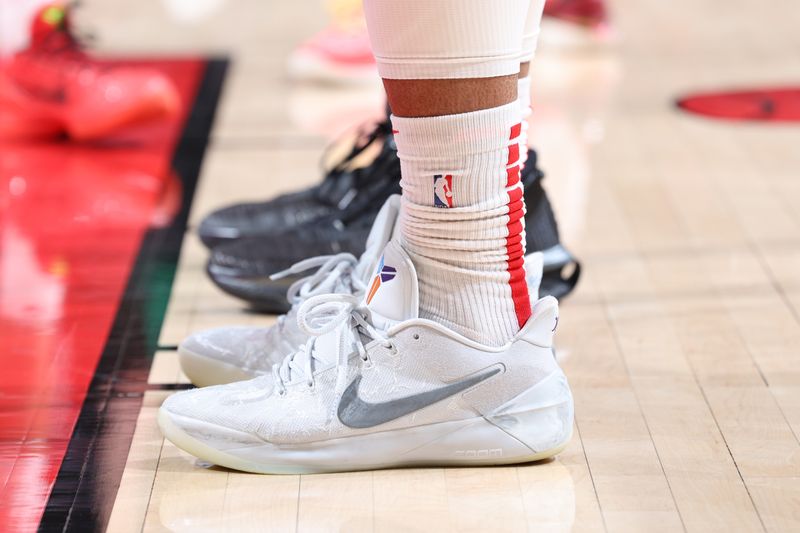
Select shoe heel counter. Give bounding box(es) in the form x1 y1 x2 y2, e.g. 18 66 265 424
521 295 559 348
486 368 573 454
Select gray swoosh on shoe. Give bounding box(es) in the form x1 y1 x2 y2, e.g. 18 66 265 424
337 366 502 429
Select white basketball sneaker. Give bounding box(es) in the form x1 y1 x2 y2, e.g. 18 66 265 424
179 200 547 388
179 196 401 387
159 240 573 473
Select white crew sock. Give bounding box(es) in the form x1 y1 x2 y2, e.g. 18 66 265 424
391 101 531 346
517 75 532 167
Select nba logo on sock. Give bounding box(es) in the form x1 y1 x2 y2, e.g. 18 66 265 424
433 174 454 208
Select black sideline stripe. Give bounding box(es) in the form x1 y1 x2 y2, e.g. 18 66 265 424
38 58 228 533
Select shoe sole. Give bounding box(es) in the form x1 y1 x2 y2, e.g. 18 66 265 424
158 370 573 474
540 244 582 300
206 262 298 314
198 229 240 249
178 346 259 388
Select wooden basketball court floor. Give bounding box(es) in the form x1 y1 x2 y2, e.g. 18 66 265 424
75 0 800 531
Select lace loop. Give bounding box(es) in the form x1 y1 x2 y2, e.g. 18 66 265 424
272 293 389 398
270 253 366 306
296 293 361 336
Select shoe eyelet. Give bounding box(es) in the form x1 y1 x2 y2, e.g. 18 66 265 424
412 333 420 340
307 381 315 390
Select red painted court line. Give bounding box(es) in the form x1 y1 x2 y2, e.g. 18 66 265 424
0 59 204 532
676 86 800 122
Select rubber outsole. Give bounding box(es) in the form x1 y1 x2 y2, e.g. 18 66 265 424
178 346 258 388
206 261 298 314
158 409 570 475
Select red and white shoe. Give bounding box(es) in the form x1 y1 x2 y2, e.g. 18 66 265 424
0 3 180 141
287 25 378 85
542 0 615 49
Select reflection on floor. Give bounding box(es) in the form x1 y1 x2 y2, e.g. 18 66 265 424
0 59 206 531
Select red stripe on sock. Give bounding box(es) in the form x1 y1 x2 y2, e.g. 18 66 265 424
507 205 524 224
507 256 526 273
506 242 524 258
505 123 531 327
506 165 520 187
507 186 523 203
507 143 520 169
506 232 522 246
506 240 531 326
506 122 522 187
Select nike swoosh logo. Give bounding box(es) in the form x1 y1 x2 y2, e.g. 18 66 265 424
337 366 502 429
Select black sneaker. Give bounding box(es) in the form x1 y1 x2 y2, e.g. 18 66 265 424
207 148 581 313
520 149 582 301
197 117 397 248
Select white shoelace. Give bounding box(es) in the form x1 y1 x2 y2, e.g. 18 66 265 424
271 293 393 396
270 253 368 331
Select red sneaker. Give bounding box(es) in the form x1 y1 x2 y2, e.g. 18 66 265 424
676 87 800 123
542 0 614 47
544 0 610 30
287 25 378 84
0 3 180 141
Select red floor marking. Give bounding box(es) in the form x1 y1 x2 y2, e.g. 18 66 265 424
676 86 800 122
0 58 203 532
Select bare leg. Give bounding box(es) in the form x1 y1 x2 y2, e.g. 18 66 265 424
384 75 517 118
364 0 536 345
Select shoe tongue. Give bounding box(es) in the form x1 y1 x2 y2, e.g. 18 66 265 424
363 239 419 329
355 195 400 283
307 233 414 371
